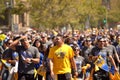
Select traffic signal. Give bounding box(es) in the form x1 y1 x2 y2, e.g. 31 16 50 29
103 18 107 24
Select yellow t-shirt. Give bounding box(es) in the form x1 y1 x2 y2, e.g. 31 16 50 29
48 44 74 74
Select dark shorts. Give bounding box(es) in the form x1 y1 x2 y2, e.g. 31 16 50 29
46 72 54 80
93 69 110 80
18 73 36 80
57 73 71 80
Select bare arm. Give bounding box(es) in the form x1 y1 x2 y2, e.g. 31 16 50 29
49 58 54 72
109 55 118 71
49 58 54 77
9 36 26 49
70 58 77 71
31 58 40 64
8 59 16 65
23 57 40 64
70 57 78 77
114 53 120 63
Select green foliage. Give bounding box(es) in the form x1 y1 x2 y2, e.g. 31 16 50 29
0 0 120 29
108 0 120 23
0 0 6 20
12 0 30 14
29 0 109 29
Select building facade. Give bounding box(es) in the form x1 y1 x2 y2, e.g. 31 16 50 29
7 0 30 32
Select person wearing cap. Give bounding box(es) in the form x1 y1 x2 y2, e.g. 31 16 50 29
104 37 120 73
32 39 44 80
48 35 78 80
81 37 94 79
0 38 8 58
41 33 48 44
9 36 40 80
1 37 21 80
41 33 52 49
1 39 14 80
71 46 85 80
89 37 118 80
113 34 120 72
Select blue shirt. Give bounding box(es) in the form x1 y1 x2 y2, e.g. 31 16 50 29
34 52 44 69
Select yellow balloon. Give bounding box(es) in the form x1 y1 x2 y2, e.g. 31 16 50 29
0 34 6 41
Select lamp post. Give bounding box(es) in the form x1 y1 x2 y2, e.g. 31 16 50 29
5 0 13 31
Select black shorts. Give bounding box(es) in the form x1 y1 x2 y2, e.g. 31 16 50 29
57 72 71 80
18 73 36 80
93 69 110 80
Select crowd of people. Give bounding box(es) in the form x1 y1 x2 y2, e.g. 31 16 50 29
0 28 120 80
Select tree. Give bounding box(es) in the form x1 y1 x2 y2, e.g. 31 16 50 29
108 0 120 23
12 0 30 15
0 0 119 29
0 0 7 25
29 0 100 29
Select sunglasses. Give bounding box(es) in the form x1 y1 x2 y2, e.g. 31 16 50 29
41 37 45 38
99 40 105 42
20 39 28 42
86 40 91 42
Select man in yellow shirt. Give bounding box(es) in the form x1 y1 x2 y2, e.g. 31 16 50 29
48 35 78 80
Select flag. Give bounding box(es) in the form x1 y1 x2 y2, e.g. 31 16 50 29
52 30 58 36
94 65 99 72
1 60 19 80
1 59 11 68
94 55 109 72
110 66 115 74
0 34 6 41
